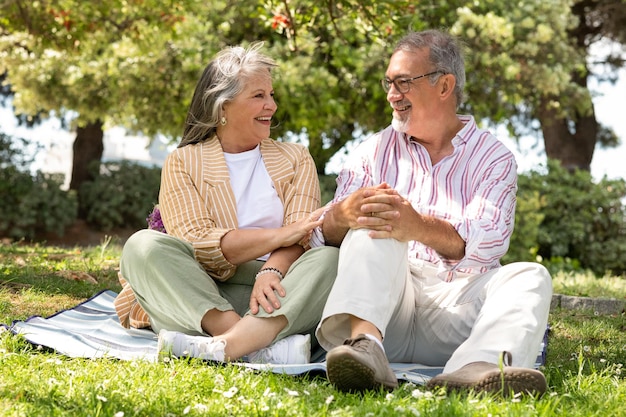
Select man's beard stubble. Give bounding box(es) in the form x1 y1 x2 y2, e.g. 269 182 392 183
391 114 410 133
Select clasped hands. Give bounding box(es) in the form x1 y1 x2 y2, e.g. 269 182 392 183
344 182 415 241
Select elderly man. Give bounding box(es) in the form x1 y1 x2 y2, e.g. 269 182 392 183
312 29 552 395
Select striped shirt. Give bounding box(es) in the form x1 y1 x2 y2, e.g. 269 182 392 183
311 115 517 281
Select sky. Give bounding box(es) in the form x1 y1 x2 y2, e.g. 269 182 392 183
1 66 624 186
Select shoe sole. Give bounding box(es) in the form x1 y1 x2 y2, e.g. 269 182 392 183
327 355 380 392
429 369 547 396
326 350 397 392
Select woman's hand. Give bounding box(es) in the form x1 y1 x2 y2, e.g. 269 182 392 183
277 206 326 248
249 269 285 314
248 206 325 314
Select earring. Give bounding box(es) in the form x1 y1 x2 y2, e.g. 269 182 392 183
220 116 227 126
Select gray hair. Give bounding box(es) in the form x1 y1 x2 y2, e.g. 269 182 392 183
179 42 278 147
394 30 466 107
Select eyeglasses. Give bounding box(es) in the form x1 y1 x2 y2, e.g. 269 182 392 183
381 71 445 93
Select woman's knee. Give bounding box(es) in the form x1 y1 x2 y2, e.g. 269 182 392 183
122 229 189 263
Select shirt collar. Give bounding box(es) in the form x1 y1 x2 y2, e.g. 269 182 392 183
452 115 475 146
401 114 476 146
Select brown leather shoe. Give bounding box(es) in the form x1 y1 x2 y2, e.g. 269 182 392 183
426 352 547 396
326 334 398 392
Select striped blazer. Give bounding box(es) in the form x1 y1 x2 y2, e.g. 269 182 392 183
114 137 321 328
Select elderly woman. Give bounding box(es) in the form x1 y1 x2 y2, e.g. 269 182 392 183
115 43 338 364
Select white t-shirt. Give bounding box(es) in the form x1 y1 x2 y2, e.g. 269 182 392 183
223 145 283 260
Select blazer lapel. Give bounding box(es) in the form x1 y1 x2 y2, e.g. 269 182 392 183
200 138 238 229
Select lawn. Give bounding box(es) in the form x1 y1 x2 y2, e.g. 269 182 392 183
1 239 625 416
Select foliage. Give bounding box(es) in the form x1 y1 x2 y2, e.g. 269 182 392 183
2 1 623 176
0 132 37 169
79 160 161 231
1 241 626 416
503 188 545 265
450 1 586 133
0 0 207 135
0 0 397 174
449 0 625 171
257 1 408 174
505 159 626 275
0 133 77 240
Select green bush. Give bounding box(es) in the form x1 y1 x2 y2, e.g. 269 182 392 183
508 160 626 276
502 189 544 265
79 160 161 231
0 133 77 240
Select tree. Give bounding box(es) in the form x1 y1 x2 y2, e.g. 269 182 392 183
0 0 215 199
1 0 624 186
0 0 411 178
553 0 626 170
263 0 625 173
252 1 409 174
449 0 625 172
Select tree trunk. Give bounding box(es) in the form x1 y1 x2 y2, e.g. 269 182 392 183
538 0 601 172
69 120 104 217
538 96 598 172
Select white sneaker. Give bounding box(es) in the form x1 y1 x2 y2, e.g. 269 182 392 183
157 329 226 361
248 334 311 364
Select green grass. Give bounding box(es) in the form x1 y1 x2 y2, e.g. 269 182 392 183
552 269 626 299
1 241 625 416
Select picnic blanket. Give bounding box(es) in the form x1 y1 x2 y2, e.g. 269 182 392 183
4 290 548 385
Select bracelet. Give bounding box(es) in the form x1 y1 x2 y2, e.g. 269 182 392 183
255 267 284 281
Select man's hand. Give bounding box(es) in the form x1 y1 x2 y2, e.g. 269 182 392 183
359 190 466 260
335 183 398 229
322 183 398 246
357 190 417 241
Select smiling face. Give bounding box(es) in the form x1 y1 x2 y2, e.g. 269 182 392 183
385 48 442 136
218 71 277 153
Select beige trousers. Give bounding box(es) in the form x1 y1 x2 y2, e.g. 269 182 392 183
316 229 552 373
120 229 339 343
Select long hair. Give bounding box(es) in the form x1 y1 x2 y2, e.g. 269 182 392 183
394 30 466 108
178 42 278 147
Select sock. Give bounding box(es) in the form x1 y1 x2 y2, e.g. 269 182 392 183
363 333 385 352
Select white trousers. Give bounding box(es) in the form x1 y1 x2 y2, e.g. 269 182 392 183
316 229 552 373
